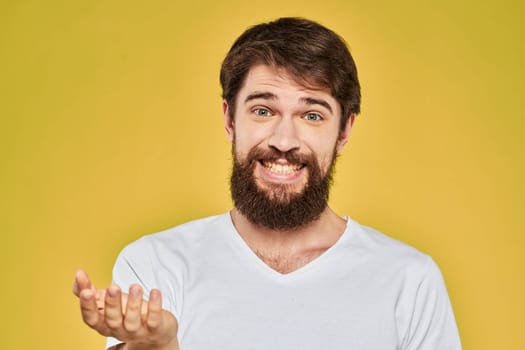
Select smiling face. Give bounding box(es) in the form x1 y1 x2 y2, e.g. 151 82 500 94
225 64 353 229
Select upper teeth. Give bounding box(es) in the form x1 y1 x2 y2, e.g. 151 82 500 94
263 162 302 174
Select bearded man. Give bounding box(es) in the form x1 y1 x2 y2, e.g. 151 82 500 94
74 17 462 350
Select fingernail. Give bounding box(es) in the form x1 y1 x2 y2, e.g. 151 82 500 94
130 286 141 297
150 290 159 301
107 286 118 297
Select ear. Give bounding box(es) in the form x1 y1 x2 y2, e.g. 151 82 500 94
336 114 356 153
223 100 235 142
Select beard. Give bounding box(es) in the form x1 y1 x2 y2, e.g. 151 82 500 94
230 145 337 230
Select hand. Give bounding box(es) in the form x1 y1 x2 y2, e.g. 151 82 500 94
73 269 179 350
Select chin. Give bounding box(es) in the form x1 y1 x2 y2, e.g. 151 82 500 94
256 181 305 201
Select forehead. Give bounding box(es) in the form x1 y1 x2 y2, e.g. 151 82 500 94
237 64 339 110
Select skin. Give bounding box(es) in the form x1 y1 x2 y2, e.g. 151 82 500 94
224 64 355 273
72 269 179 350
74 63 355 344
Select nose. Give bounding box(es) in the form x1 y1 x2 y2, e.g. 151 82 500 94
267 116 300 153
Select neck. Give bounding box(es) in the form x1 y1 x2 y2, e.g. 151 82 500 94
230 207 347 256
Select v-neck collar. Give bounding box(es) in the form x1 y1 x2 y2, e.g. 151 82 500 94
221 211 355 281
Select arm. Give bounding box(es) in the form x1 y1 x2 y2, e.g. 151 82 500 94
73 269 179 350
402 258 462 350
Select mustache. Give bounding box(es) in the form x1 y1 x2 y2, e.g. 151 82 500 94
242 146 316 167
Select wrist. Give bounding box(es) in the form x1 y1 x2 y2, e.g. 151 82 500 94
126 338 179 350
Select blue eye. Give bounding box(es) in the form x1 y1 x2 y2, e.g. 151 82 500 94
254 108 272 117
304 112 322 121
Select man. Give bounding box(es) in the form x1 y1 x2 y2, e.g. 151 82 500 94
74 17 461 349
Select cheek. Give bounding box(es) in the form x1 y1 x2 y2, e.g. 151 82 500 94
305 138 338 170
233 134 260 160
318 152 335 170
234 123 270 151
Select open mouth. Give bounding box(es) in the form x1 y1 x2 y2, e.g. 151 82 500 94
260 160 306 175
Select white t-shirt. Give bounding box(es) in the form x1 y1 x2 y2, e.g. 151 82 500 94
107 213 461 349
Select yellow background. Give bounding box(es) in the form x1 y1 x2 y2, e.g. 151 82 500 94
1 0 523 348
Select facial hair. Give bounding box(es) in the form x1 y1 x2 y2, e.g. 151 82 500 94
230 146 337 230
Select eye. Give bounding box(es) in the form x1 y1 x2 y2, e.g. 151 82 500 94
303 112 322 121
253 108 272 117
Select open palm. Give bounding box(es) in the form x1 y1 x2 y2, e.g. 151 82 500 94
73 269 179 350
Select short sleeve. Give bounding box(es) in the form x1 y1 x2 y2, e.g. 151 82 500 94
402 257 462 350
105 237 181 349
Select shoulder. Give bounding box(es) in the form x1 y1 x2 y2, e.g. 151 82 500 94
344 217 436 277
342 217 451 307
117 212 231 262
343 219 461 348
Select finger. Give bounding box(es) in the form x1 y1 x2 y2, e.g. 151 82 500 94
116 292 143 316
146 289 163 330
74 269 93 296
72 281 79 296
96 288 107 310
124 284 144 333
104 285 124 331
79 288 103 330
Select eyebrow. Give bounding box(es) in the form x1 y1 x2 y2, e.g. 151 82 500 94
244 92 334 114
300 97 333 114
244 92 277 103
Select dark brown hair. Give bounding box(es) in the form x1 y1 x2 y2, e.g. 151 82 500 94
220 17 361 130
